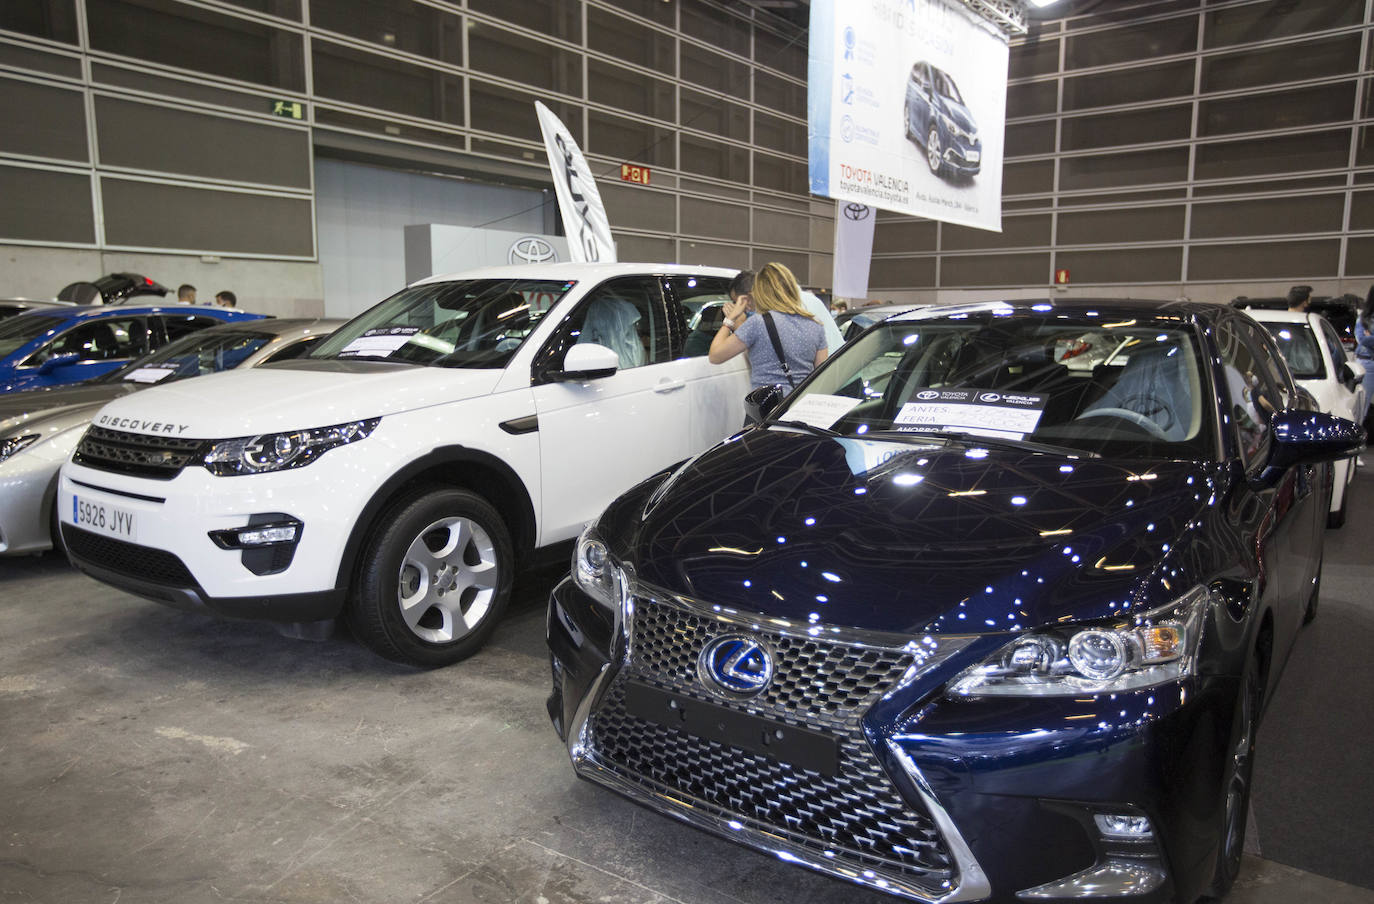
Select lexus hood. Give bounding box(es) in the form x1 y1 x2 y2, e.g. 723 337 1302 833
619 429 1225 636
88 360 505 438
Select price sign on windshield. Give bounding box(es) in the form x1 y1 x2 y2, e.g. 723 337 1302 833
895 389 1046 439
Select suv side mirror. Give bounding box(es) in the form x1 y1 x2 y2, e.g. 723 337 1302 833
744 384 784 425
1256 409 1365 486
1341 359 1364 390
556 343 619 381
38 352 80 374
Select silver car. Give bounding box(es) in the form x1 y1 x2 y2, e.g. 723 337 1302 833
0 318 341 556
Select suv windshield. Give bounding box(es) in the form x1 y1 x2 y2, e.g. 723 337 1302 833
0 314 65 358
774 308 1214 460
106 328 276 385
311 278 575 369
1261 323 1324 380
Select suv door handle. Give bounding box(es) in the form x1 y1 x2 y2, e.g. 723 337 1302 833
653 378 685 393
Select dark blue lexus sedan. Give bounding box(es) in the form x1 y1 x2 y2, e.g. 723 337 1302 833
546 300 1363 903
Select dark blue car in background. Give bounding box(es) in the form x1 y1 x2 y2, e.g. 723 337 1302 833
905 61 981 180
0 304 264 394
547 299 1363 903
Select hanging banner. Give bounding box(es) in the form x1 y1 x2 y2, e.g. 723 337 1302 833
535 101 617 262
833 200 876 299
808 0 1008 233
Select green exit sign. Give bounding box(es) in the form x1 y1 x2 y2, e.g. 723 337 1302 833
271 100 304 119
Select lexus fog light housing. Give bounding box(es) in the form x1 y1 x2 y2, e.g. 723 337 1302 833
204 418 379 476
573 523 629 613
1095 813 1154 840
948 587 1210 696
0 433 40 463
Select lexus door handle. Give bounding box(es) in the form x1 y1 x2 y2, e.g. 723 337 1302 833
653 379 686 393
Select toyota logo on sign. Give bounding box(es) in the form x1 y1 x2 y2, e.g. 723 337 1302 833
509 237 558 265
916 390 940 400
843 203 872 221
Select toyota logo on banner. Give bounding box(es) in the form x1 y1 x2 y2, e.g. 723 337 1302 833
843 203 872 221
509 236 558 265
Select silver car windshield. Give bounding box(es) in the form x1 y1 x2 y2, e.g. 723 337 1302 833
311 278 575 369
774 310 1215 460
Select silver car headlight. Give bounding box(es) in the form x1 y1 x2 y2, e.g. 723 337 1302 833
948 587 1210 696
0 433 40 463
203 418 380 476
573 522 630 613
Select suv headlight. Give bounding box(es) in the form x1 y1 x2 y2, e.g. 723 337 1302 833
948 587 1210 696
0 433 40 463
203 418 380 476
573 523 630 613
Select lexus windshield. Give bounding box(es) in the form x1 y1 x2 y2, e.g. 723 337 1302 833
773 306 1216 460
311 278 576 369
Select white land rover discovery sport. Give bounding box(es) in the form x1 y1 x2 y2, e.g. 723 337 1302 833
59 263 748 667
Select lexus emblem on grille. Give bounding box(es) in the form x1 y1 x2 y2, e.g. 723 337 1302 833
508 236 558 264
699 635 775 697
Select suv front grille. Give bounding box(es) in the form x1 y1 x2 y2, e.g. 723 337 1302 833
587 596 953 881
63 526 195 587
72 426 206 480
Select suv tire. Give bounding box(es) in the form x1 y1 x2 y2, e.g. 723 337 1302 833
347 488 513 668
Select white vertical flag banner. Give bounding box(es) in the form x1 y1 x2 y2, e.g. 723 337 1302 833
833 200 877 299
808 0 1008 233
535 101 617 263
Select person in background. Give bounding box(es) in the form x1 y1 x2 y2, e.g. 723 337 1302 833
832 299 849 315
1357 287 1374 434
177 284 197 304
214 290 237 308
1286 285 1312 313
709 262 827 394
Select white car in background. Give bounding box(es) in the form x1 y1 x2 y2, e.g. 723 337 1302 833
58 263 749 667
1244 307 1366 527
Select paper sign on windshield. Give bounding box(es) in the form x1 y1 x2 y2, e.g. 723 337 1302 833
338 326 420 358
783 393 862 428
124 365 178 384
895 389 1045 439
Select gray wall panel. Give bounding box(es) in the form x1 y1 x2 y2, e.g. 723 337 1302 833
0 165 94 243
0 76 88 162
101 179 313 256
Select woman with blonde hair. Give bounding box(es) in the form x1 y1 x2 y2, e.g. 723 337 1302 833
709 262 828 393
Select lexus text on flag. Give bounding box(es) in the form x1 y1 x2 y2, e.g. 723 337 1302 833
535 101 617 263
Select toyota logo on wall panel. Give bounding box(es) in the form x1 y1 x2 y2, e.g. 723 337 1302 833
509 236 558 265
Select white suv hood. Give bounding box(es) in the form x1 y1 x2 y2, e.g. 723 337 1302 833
89 362 506 438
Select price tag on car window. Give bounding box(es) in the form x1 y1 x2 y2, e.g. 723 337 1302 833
782 394 861 428
338 326 420 358
895 388 1046 440
124 364 178 384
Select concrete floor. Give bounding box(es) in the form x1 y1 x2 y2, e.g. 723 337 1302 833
3 474 1374 904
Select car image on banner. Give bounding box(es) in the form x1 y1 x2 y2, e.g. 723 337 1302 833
903 60 981 180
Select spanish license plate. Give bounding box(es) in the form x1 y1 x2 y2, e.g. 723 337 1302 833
71 495 137 541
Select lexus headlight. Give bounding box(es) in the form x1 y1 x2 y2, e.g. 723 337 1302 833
573 523 630 613
203 418 380 476
948 587 1210 696
0 433 40 463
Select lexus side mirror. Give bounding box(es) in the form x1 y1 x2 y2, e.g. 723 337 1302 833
744 384 785 426
1256 409 1365 487
556 343 619 381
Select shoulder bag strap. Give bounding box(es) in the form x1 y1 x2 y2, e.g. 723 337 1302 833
761 311 795 387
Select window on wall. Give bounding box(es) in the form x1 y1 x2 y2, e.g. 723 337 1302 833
1199 83 1357 136
681 88 748 142
754 111 805 157
754 27 805 79
587 7 674 72
1059 147 1190 190
1009 40 1058 79
755 71 803 115
470 83 577 145
1204 0 1363 50
0 0 78 43
598 0 675 28
467 0 580 43
311 0 460 65
1061 104 1192 151
313 40 462 125
681 133 748 183
86 0 304 91
588 59 675 120
1201 33 1361 93
681 0 748 57
1063 60 1194 111
680 42 749 95
468 22 581 95
752 152 806 195
587 110 674 168
1007 80 1057 117
1064 16 1197 69
1194 130 1350 180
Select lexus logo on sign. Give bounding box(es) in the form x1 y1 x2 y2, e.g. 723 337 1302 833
509 237 558 265
843 203 872 221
